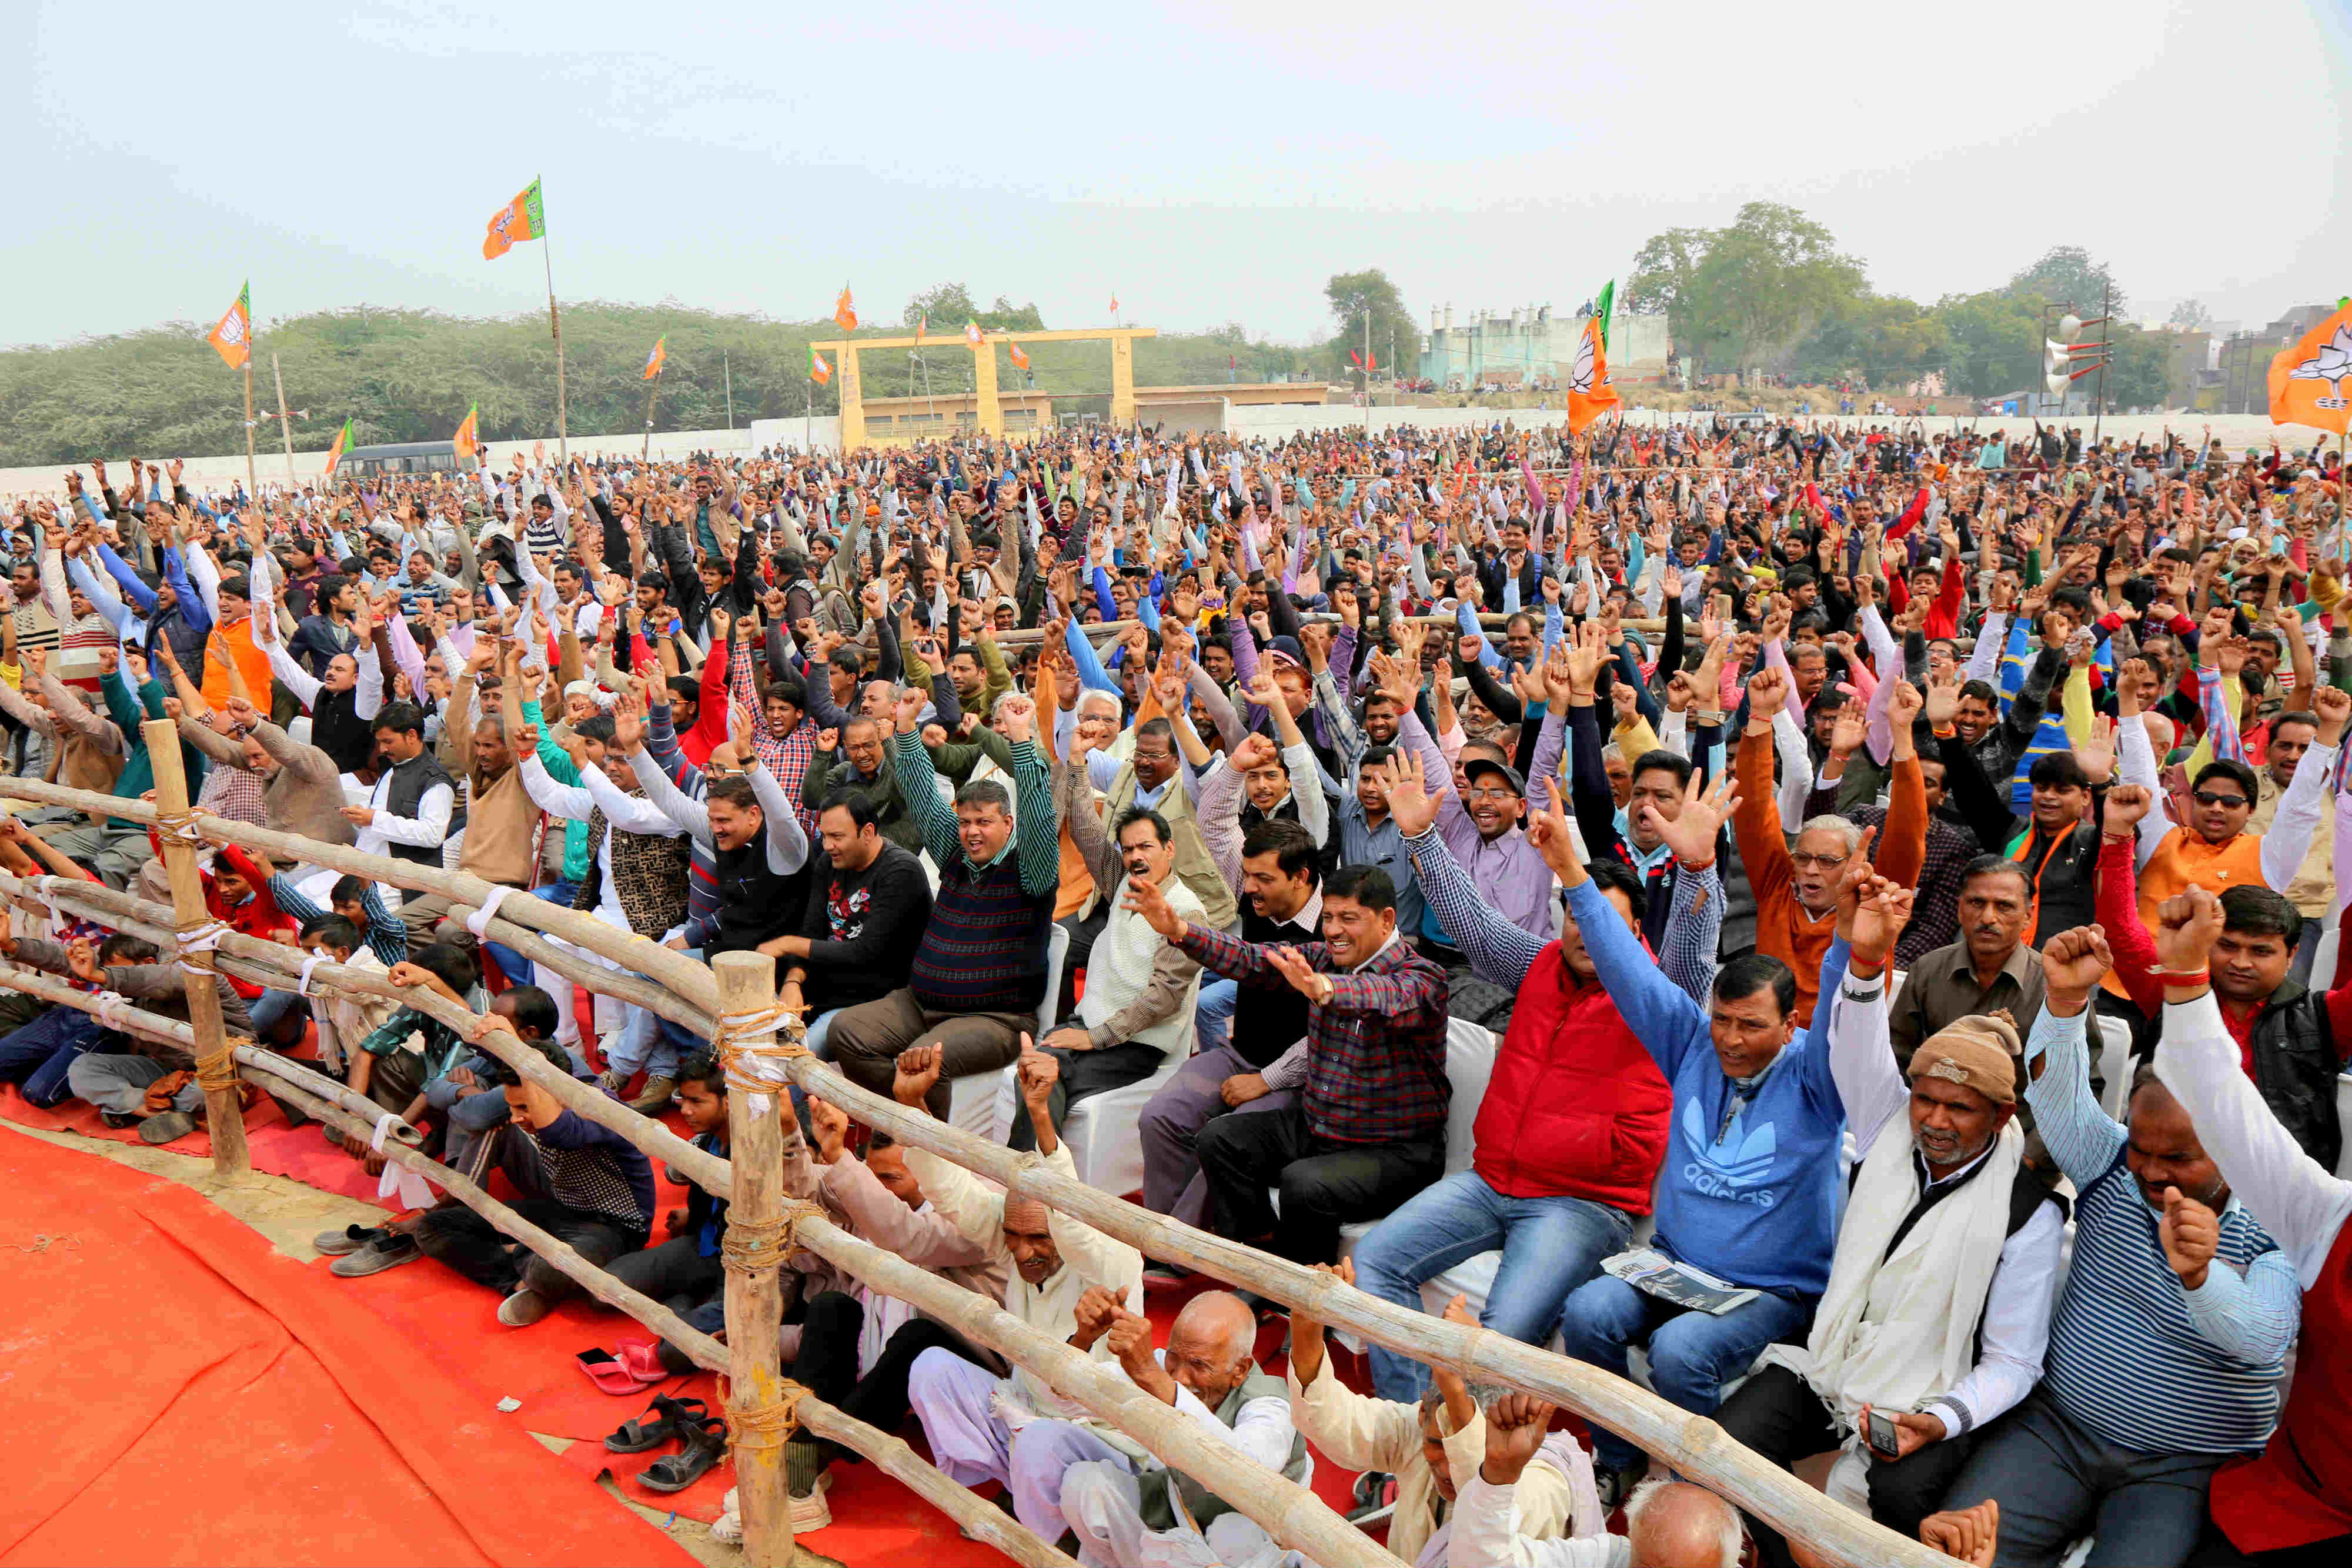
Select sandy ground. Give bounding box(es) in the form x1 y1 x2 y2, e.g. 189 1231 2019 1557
0 1119 840 1567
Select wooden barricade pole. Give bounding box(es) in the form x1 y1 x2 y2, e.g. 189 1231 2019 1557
141 717 246 1179
710 951 793 1567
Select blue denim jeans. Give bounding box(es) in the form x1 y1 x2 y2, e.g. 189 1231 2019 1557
479 880 580 990
247 988 306 1047
0 1010 105 1108
1352 1169 1635 1402
1193 978 1238 1054
1556 1271 1813 1473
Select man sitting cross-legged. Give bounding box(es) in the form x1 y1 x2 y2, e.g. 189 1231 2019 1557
901 1036 1145 1543
1050 1289 1313 1568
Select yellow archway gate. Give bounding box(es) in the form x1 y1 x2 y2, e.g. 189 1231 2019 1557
808 326 1158 447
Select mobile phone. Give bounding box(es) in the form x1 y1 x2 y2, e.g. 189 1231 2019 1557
1865 1408 1901 1459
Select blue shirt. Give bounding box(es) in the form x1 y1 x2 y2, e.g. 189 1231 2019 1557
1570 881 1847 1296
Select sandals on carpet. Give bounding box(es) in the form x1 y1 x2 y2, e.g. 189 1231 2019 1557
636 1411 729 1493
577 1340 669 1396
603 1394 710 1454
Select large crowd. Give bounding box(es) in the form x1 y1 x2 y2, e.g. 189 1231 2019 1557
0 415 2346 1568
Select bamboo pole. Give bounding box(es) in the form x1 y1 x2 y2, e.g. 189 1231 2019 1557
247 1068 1075 1568
787 1213 1390 1568
712 951 791 1568
142 717 245 1179
242 355 260 504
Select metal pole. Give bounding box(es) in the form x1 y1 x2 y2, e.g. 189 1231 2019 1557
270 353 298 487
724 353 734 431
643 372 659 462
2094 278 2109 444
542 223 569 462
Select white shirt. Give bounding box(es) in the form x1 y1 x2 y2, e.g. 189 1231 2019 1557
517 754 686 932
1449 1475 1626 1568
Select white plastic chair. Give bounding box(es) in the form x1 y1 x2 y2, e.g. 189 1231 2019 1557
1063 1049 1187 1197
951 922 1069 1146
1331 1018 1498 1265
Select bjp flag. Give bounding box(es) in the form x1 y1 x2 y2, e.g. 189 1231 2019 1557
964 319 984 347
1008 340 1030 370
808 345 833 385
1568 315 1620 434
642 336 667 380
834 285 857 332
482 179 545 260
206 280 252 369
323 417 355 476
916 313 928 345
2269 301 2352 434
452 403 480 467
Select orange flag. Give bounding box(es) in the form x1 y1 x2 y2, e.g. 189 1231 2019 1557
1009 340 1030 370
964 320 984 347
916 313 928 345
808 345 833 385
206 280 252 369
1568 315 1620 434
642 336 667 380
2269 302 2352 435
482 179 545 260
834 285 857 332
453 403 480 467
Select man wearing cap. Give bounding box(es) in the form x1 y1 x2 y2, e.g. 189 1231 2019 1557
1715 873 2064 1565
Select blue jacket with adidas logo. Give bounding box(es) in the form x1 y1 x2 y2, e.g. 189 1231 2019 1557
1566 879 1846 1299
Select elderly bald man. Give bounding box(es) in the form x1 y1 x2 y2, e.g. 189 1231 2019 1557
1047 1289 1312 1568
1451 1393 1746 1568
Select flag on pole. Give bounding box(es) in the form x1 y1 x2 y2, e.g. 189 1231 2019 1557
1591 279 1615 352
323 418 355 475
2268 300 2352 435
453 403 480 467
916 314 928 345
1568 297 1621 434
642 336 667 380
834 285 857 332
964 320 984 347
1110 294 1120 315
482 178 546 260
1008 340 1030 370
808 345 833 385
206 280 252 369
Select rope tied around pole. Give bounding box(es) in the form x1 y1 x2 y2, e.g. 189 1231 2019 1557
708 1004 806 1102
173 916 231 977
719 1374 807 1458
720 1215 791 1275
153 807 206 852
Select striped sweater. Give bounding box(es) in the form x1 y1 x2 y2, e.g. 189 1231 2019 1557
2024 1005 2300 1455
892 726 1059 1017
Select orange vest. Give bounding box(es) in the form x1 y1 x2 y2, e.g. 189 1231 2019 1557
199 617 276 712
2102 827 2267 999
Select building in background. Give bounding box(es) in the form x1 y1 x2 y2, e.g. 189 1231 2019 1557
1416 303 1671 391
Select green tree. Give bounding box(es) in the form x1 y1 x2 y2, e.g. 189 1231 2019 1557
1672 203 1868 373
1323 269 1414 378
2004 246 2126 317
898 284 1043 333
1624 227 1712 322
2099 325 2170 410
1792 295 1949 389
2167 297 2213 330
1930 290 2045 399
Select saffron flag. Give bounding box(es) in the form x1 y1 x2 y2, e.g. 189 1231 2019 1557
323 417 355 476
1009 340 1030 370
482 179 545 260
1568 312 1620 434
206 280 252 369
2269 300 2352 435
808 345 832 385
1591 278 1615 353
452 403 480 467
964 320 984 347
1110 294 1120 314
916 314 928 345
834 285 857 332
643 336 667 380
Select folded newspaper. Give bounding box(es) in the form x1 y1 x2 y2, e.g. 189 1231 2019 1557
1601 1248 1760 1316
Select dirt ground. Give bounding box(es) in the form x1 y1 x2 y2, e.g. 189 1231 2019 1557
0 1120 839 1567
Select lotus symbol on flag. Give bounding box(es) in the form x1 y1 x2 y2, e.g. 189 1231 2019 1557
2286 325 2352 406
1569 326 1598 392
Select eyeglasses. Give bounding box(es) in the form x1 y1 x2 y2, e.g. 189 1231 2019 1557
1789 851 1849 870
2191 790 2249 808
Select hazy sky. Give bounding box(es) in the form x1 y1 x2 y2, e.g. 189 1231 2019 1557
9 1 2347 349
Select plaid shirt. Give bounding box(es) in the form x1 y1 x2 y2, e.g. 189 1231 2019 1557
1174 924 1451 1145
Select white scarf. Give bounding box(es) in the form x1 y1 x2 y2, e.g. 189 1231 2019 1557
1758 1119 2022 1433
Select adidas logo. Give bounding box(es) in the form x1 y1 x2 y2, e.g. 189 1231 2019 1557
1680 1098 1779 1208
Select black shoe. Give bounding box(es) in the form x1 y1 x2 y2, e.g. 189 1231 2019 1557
1347 1471 1395 1522
1596 1456 1649 1511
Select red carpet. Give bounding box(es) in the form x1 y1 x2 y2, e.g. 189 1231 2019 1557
1 1082 392 1207
0 1128 695 1567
